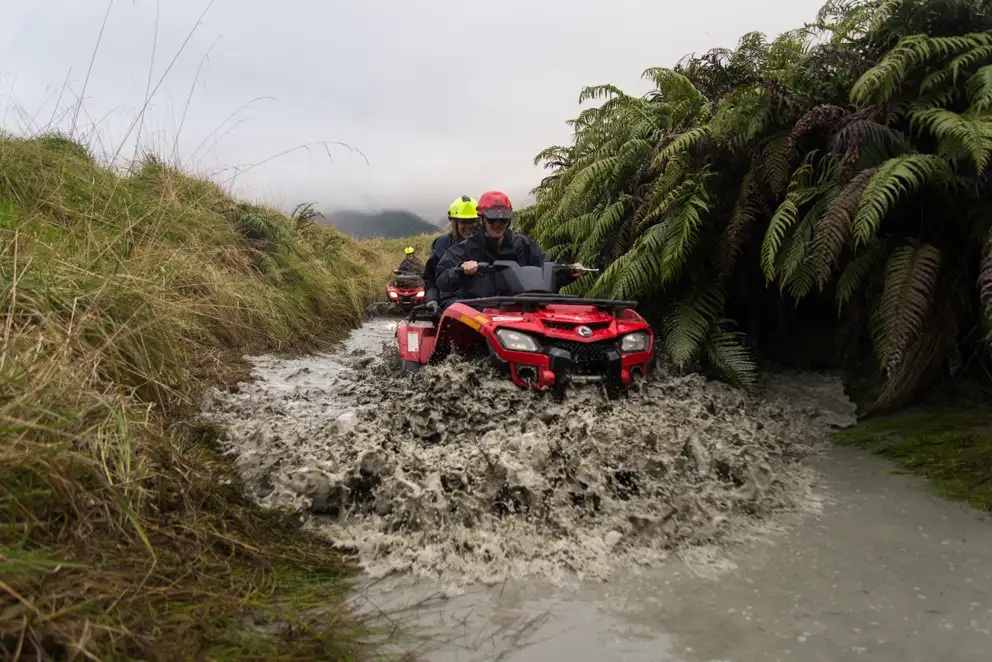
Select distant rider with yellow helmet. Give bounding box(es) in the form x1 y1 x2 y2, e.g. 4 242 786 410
394 245 425 278
422 195 479 313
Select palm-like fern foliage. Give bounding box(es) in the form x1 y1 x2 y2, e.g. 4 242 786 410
521 0 992 409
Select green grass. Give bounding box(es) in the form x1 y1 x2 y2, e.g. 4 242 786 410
0 133 435 660
832 408 992 512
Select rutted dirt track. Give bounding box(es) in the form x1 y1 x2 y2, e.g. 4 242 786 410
203 319 992 661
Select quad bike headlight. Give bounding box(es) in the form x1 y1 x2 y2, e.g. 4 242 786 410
388 291 398 299
620 331 651 354
416 290 425 298
495 328 541 353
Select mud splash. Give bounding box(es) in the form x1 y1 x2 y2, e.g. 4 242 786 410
203 320 850 586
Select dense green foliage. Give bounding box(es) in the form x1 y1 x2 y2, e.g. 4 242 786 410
519 0 992 409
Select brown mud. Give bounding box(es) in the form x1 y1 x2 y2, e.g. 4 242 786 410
202 319 854 586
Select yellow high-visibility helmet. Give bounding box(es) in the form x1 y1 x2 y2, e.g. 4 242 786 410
448 195 478 220
404 246 415 255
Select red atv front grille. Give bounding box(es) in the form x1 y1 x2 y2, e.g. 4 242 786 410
543 320 612 331
545 339 617 373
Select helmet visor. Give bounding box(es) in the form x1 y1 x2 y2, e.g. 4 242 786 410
479 207 512 221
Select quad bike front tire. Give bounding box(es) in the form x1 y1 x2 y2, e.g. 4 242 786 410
400 360 423 377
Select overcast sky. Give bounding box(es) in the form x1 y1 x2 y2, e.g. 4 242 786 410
1 0 826 219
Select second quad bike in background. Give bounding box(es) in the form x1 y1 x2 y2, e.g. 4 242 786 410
386 273 425 313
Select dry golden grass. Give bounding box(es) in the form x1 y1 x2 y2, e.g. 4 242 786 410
0 133 436 660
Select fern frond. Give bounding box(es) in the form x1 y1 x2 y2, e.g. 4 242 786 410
652 126 711 169
851 32 992 107
663 284 726 366
703 319 758 388
779 192 834 299
581 196 631 262
760 197 801 281
834 239 891 313
578 84 628 104
872 306 952 411
762 135 795 195
979 228 992 337
852 154 948 245
866 0 903 35
718 172 761 279
790 104 848 147
910 108 992 171
641 67 709 113
829 117 911 163
759 152 819 280
599 185 711 299
810 167 876 288
872 242 942 373
967 64 992 112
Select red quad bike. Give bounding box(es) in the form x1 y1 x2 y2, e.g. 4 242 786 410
395 260 654 399
386 273 425 314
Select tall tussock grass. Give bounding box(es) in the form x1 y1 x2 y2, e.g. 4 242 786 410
0 133 420 660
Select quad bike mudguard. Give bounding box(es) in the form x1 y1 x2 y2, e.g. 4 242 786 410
395 261 654 396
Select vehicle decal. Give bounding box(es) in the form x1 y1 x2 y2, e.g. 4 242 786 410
458 314 481 330
491 316 523 322
407 332 419 352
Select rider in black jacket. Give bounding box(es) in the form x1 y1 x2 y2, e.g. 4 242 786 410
436 191 583 305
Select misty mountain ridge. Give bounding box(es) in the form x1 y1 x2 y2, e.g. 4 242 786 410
323 208 440 239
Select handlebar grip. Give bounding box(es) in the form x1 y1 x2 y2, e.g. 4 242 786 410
462 261 491 275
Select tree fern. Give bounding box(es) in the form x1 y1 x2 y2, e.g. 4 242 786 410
520 4 992 399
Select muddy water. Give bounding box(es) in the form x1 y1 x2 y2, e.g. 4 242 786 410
204 320 992 661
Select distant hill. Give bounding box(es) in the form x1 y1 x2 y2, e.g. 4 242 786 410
324 209 439 239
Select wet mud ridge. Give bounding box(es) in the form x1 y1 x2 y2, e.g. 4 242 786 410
202 321 856 585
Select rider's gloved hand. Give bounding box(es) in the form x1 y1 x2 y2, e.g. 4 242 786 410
461 260 479 275
425 299 440 315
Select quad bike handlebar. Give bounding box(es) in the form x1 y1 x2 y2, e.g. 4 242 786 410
465 261 599 276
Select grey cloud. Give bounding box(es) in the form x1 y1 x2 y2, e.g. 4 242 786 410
2 0 825 219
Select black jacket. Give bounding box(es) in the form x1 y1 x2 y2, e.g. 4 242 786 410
436 230 572 302
395 255 425 277
423 233 455 302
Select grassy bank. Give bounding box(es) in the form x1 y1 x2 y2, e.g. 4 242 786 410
0 133 434 660
832 407 992 512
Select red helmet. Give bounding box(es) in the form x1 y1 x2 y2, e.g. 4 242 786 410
477 191 513 221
